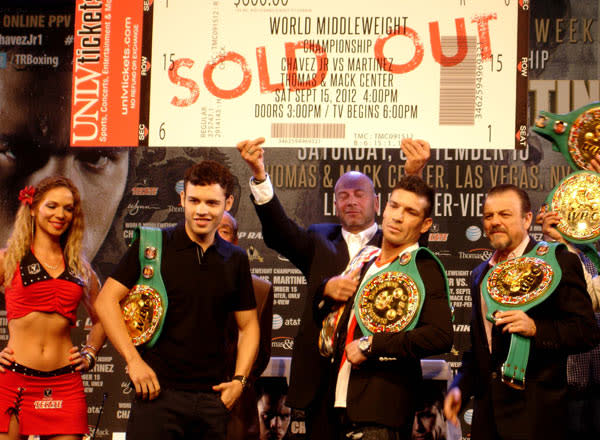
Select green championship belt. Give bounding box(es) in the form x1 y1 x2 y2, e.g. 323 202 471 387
120 227 168 348
532 102 600 171
545 170 600 244
482 242 563 390
354 248 450 336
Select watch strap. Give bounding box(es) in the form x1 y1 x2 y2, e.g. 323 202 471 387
232 375 249 388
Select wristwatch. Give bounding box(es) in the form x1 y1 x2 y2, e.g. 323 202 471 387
358 336 372 355
232 375 249 388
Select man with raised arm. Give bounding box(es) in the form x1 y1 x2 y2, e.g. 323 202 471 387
237 138 430 438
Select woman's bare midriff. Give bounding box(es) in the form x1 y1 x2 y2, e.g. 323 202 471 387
7 311 75 371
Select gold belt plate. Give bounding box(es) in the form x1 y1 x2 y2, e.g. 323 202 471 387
120 284 165 346
551 172 600 241
486 257 553 306
568 106 600 169
357 271 420 333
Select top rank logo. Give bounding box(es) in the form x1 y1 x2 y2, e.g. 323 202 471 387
131 186 159 196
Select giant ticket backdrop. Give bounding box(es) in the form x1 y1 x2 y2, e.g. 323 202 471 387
1 1 599 439
71 0 528 149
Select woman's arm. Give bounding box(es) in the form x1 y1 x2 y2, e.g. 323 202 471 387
73 269 106 371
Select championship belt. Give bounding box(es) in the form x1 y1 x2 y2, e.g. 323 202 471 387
318 246 380 357
482 242 563 390
532 102 600 171
120 227 168 348
354 248 450 336
545 170 600 244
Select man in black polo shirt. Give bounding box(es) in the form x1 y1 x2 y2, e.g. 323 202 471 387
96 160 260 439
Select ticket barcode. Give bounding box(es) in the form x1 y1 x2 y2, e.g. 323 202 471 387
271 123 346 139
439 36 478 126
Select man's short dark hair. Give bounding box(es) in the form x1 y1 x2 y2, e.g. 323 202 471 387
486 184 531 215
184 160 235 198
393 175 435 218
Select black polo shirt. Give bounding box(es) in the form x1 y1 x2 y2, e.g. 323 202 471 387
111 222 256 392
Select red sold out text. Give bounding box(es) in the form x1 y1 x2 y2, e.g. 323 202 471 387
168 14 497 107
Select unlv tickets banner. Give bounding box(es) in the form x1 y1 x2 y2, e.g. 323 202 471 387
71 0 529 149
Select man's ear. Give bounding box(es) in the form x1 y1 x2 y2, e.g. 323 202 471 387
420 217 433 234
225 195 234 211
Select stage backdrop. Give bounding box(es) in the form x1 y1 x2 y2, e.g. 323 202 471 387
0 1 598 439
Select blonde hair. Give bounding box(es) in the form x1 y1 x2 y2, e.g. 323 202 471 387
3 176 91 287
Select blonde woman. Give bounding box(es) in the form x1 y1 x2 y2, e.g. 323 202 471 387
0 176 105 439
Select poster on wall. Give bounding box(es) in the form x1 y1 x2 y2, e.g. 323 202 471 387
70 0 529 149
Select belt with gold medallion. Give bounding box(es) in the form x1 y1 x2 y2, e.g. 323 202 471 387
354 247 450 336
120 227 168 349
482 241 563 390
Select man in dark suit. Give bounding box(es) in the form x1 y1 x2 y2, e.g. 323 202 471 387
322 175 453 439
219 211 274 440
444 184 600 440
237 138 430 439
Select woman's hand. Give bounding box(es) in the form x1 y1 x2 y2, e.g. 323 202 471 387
69 346 95 372
0 347 14 372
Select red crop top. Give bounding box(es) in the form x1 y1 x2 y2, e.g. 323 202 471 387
5 251 84 325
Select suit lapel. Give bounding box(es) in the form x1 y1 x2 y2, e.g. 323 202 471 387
331 226 350 263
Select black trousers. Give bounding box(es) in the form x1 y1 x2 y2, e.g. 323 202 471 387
127 388 229 440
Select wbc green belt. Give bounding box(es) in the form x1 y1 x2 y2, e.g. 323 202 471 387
354 247 450 336
120 227 168 349
482 242 563 390
532 102 600 172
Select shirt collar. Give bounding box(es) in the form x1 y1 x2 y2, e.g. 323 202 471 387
374 242 419 268
488 235 530 266
341 222 378 246
173 222 233 258
402 242 420 255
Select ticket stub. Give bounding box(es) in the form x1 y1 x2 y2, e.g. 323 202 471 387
71 0 529 149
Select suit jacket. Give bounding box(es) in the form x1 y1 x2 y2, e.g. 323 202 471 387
329 251 454 429
253 193 382 410
226 276 274 440
452 239 600 440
